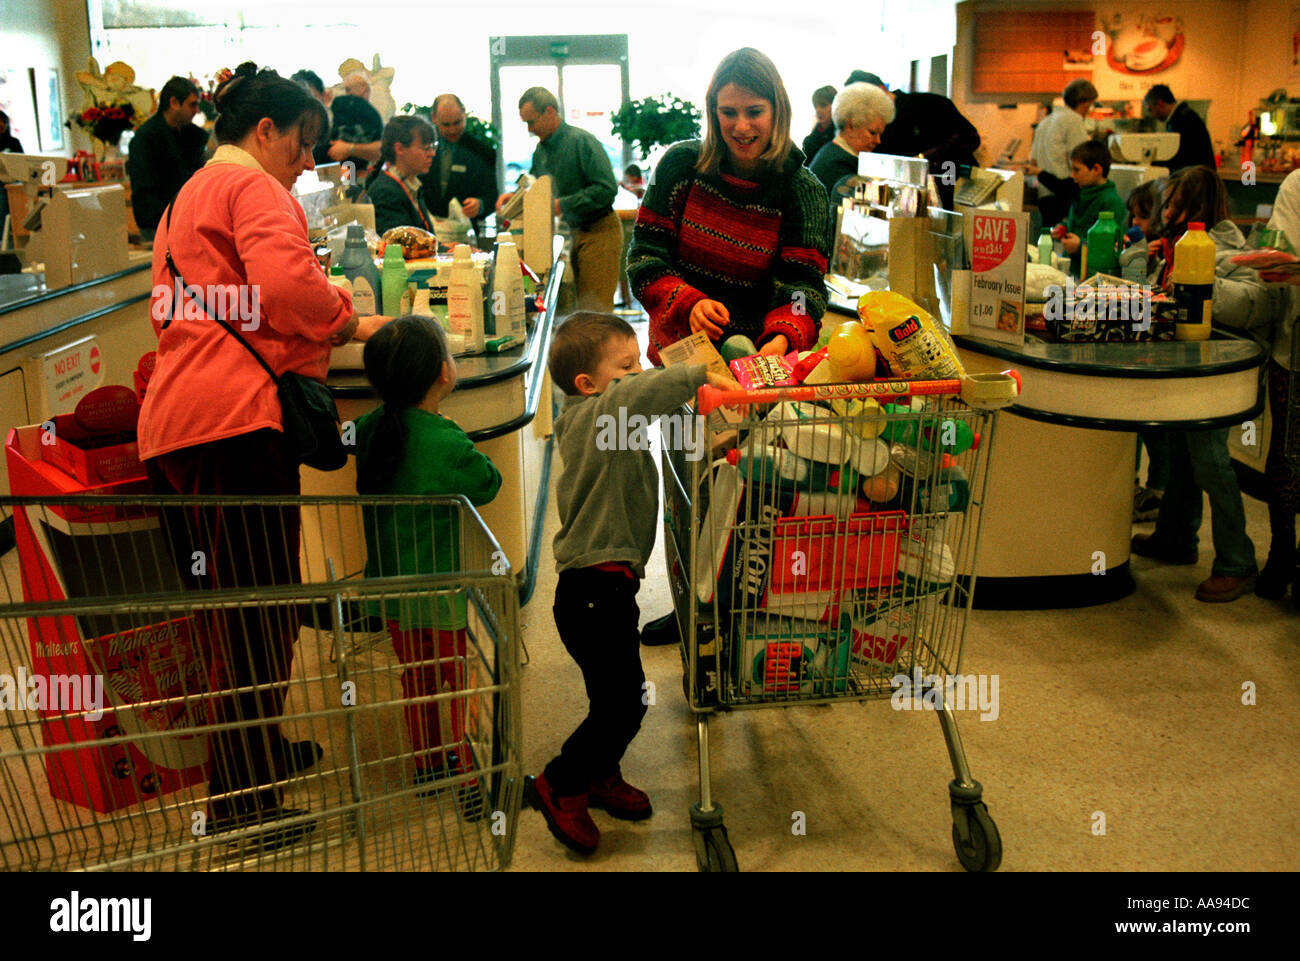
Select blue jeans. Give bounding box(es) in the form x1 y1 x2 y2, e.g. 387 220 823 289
1154 429 1257 577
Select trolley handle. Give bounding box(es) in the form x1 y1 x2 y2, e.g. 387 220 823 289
697 369 1021 415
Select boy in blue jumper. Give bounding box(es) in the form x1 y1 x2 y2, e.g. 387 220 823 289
524 312 734 855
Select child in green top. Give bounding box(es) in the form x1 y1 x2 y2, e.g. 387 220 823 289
354 316 502 816
1060 140 1129 275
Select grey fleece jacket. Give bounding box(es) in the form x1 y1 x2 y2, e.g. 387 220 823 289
1206 220 1286 347
553 364 708 576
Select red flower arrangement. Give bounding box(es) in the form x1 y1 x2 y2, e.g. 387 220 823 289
72 103 138 145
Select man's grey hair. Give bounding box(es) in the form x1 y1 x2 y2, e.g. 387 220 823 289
518 86 559 114
832 82 895 132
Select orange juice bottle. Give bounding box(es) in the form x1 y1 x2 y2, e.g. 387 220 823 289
1171 222 1215 341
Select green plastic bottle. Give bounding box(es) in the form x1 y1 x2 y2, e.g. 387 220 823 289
381 244 410 317
1084 211 1119 280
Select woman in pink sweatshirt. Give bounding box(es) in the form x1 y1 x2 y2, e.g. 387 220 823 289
138 62 387 849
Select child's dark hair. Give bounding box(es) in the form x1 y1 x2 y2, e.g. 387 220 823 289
365 115 436 188
548 312 636 396
1069 139 1111 177
214 62 330 151
1162 166 1228 232
1126 179 1165 237
623 163 642 180
359 316 449 493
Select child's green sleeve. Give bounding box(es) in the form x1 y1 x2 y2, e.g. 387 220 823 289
448 433 503 506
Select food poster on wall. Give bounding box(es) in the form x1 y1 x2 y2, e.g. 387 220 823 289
1099 13 1185 74
968 210 1028 347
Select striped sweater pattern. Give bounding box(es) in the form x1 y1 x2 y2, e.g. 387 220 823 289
628 140 832 366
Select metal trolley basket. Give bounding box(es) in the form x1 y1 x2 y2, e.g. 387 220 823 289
0 493 522 872
661 372 1019 872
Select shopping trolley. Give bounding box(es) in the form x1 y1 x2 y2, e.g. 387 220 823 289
661 371 1019 872
0 492 522 872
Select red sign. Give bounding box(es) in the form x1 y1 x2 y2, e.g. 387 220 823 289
89 345 101 375
971 213 1016 273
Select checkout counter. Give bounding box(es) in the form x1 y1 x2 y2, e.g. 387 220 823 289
822 147 1269 608
0 254 155 519
307 238 566 606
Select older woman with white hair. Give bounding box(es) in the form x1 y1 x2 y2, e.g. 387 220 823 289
808 82 896 196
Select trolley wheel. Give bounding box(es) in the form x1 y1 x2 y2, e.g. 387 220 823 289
692 825 738 873
951 803 1002 872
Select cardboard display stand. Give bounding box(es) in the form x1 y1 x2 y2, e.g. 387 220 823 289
5 385 208 812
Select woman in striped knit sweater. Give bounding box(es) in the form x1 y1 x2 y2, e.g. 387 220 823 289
628 48 834 367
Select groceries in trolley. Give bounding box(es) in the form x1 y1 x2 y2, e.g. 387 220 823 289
689 402 968 697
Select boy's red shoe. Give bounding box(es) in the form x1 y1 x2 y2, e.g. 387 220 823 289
588 770 652 821
525 773 599 854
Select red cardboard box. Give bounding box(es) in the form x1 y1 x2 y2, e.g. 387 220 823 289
766 510 907 621
6 404 210 813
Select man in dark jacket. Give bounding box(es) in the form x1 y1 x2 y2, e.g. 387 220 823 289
418 93 498 230
1143 85 1215 173
126 76 207 240
844 70 980 210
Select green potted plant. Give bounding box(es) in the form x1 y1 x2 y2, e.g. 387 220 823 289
610 94 701 159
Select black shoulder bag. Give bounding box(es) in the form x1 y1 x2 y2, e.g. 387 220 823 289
160 204 349 471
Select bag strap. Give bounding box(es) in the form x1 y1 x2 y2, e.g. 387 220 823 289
160 202 281 387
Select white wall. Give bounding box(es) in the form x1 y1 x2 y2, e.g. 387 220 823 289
4 0 91 157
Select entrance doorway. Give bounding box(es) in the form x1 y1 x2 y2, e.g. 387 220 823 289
489 35 630 192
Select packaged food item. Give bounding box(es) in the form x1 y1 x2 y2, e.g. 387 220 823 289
378 225 438 260
850 599 932 675
858 290 965 380
896 531 956 594
860 463 901 504
729 351 799 389
826 320 877 381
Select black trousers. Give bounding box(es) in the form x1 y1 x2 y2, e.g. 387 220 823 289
543 568 647 797
147 429 302 821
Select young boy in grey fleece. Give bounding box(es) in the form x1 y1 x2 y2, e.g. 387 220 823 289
524 311 735 855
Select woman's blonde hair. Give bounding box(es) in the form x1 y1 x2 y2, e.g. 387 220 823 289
697 48 793 176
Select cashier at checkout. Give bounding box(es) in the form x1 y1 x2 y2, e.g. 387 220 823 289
418 93 498 229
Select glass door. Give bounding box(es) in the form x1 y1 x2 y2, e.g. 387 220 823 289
489 35 630 193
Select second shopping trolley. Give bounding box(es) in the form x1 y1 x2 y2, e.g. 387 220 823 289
662 372 1019 872
0 486 522 873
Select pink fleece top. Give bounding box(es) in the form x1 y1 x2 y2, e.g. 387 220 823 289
138 145 354 460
